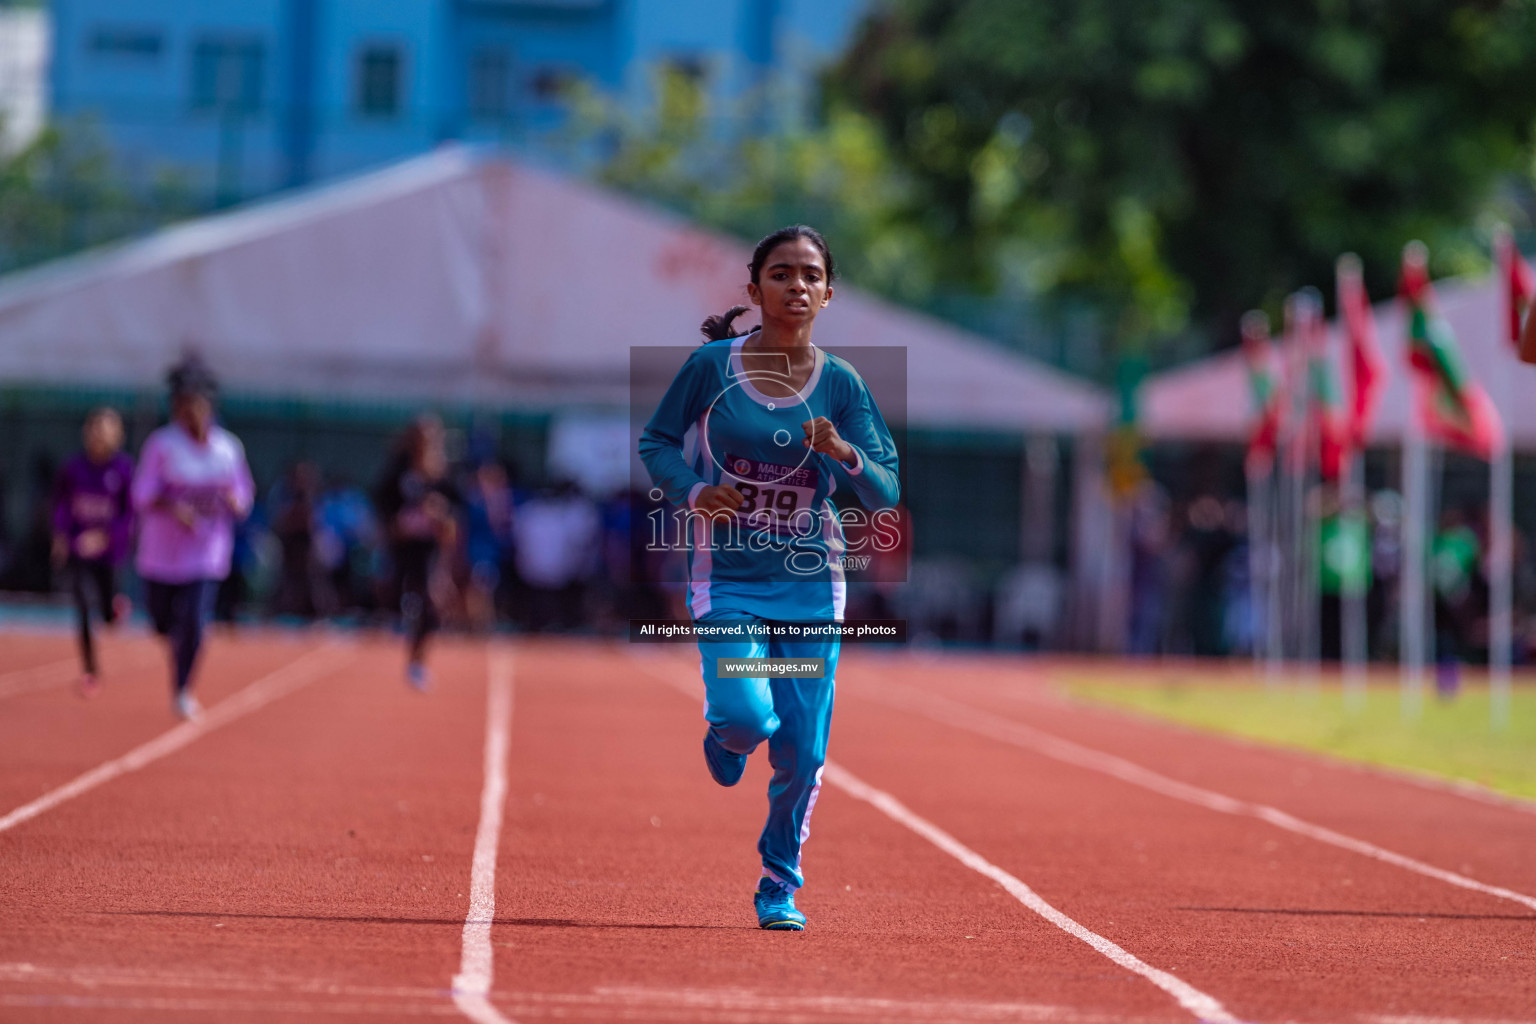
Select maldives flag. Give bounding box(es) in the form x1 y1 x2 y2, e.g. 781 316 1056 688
1496 225 1534 347
1241 310 1283 472
1399 242 1503 459
1336 254 1386 455
1300 291 1348 482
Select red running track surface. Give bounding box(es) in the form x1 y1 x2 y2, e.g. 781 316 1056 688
0 629 1532 1023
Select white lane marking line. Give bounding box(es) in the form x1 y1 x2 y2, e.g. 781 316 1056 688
0 965 1116 1022
1002 673 1536 818
533 986 1130 1022
823 762 1240 1024
451 646 516 1024
0 994 459 1016
0 644 350 836
0 961 445 998
864 684 1536 915
630 659 1239 1024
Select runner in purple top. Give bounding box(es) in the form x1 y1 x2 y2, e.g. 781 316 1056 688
51 407 135 696
131 357 255 720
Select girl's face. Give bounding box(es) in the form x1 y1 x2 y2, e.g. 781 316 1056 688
748 238 833 326
174 394 214 438
83 413 123 462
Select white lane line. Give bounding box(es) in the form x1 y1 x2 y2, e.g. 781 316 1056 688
450 646 516 1024
998 674 1536 818
826 762 1240 1024
630 658 1239 1024
524 986 1135 1022
0 994 459 1016
0 961 446 999
863 683 1536 915
0 644 350 836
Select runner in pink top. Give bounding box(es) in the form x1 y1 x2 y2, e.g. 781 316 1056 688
131 357 254 720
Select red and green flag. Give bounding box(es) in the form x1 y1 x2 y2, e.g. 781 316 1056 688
1240 310 1283 473
1496 225 1534 348
1336 254 1386 456
1299 290 1347 482
1399 242 1503 460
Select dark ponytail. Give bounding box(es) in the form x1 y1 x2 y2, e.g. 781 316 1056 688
698 224 836 344
699 304 756 342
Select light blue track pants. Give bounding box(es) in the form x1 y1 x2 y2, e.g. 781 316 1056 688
696 614 839 891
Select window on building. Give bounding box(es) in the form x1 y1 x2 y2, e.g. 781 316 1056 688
88 27 164 60
529 67 577 103
356 45 403 117
469 49 510 120
191 38 264 113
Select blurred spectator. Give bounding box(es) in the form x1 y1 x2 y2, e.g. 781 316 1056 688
904 558 984 644
1182 493 1236 656
316 474 378 615
510 479 599 632
462 460 515 630
268 462 334 619
1369 489 1403 660
843 502 912 624
0 468 11 585
593 488 668 628
994 563 1061 650
1432 506 1482 698
1127 484 1173 655
1219 499 1253 656
4 452 58 593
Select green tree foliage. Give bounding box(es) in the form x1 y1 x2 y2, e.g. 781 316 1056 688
829 0 1536 352
0 118 195 276
576 69 932 301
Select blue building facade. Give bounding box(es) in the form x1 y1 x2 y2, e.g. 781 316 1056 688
49 0 871 199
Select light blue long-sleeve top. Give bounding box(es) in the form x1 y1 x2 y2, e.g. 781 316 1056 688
639 336 900 622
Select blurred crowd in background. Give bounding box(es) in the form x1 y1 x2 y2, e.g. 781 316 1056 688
3 407 1533 668
1124 482 1535 667
0 415 670 637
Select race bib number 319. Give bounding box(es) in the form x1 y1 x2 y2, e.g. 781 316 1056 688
724 454 817 531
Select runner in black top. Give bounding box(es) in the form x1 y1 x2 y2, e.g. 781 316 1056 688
374 415 460 691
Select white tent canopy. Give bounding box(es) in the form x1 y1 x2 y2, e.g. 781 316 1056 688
1142 273 1536 449
0 147 1109 434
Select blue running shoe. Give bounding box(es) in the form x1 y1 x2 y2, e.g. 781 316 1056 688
754 876 806 931
406 661 430 693
702 732 746 787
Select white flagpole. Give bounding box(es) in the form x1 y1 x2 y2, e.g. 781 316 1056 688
1490 428 1513 730
1247 461 1269 675
1266 458 1284 686
1401 394 1429 721
1299 290 1325 695
1343 451 1370 710
1285 294 1311 679
1490 226 1518 732
1336 257 1371 712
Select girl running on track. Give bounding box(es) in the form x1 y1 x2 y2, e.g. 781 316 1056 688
639 225 900 930
131 358 255 720
51 407 135 697
374 414 459 691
